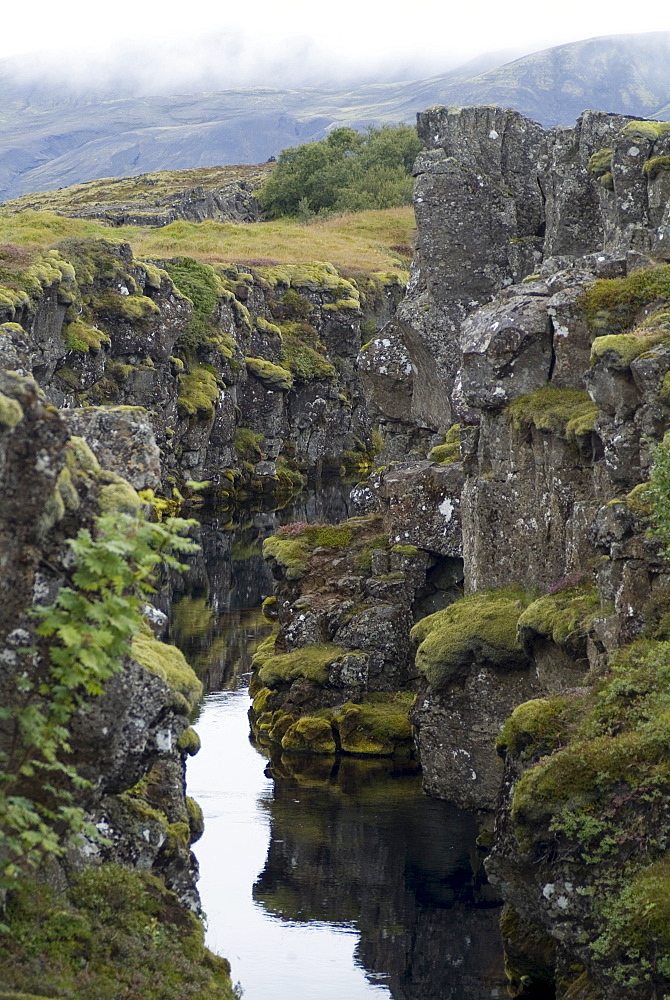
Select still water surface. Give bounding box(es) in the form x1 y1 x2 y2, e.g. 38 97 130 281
175 486 508 998
188 685 508 1000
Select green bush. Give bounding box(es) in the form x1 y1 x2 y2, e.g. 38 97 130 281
0 512 197 883
260 125 422 218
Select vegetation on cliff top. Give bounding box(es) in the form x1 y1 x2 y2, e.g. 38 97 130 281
0 206 415 273
2 163 273 215
579 264 670 334
260 125 421 218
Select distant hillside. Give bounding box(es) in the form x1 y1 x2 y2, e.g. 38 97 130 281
1 31 670 202
0 163 273 226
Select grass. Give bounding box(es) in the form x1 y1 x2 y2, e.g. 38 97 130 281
0 207 416 273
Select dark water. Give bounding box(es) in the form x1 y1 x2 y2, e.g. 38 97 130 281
188 688 507 1000
174 484 508 999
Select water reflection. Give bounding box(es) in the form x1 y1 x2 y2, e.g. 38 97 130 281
167 480 355 691
181 484 509 998
256 753 507 1000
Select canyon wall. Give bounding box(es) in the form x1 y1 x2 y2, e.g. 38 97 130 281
258 107 670 999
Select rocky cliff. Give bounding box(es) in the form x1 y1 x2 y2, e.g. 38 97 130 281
0 239 404 498
257 106 670 998
0 229 403 992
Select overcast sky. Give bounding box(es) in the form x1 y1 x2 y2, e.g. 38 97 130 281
3 1 670 92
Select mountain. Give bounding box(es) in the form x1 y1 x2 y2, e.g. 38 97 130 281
2 32 670 202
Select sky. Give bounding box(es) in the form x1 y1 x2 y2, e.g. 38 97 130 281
3 0 670 93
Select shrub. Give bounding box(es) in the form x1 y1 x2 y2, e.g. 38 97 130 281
260 124 422 218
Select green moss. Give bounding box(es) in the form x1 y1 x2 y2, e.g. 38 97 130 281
281 716 337 754
590 853 670 977
66 435 101 477
259 643 349 687
496 696 573 761
0 391 23 429
322 297 360 312
411 587 533 690
255 315 283 335
590 330 670 369
250 630 278 673
517 583 603 654
279 335 337 381
245 356 293 390
56 465 80 512
163 257 230 351
0 865 235 999
263 523 353 580
63 318 110 353
579 264 670 334
334 692 414 755
352 532 389 572
261 595 278 620
506 387 599 442
96 471 142 515
185 796 205 844
258 262 359 299
587 147 613 179
131 631 203 712
642 154 670 180
428 423 461 464
177 727 201 756
234 426 264 460
251 686 273 716
177 364 219 420
599 171 614 191
93 288 159 321
277 288 314 319
622 120 670 140
391 543 419 557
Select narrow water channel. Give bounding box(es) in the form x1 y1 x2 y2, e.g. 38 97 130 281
174 486 509 999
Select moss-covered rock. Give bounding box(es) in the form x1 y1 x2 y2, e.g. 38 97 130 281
506 387 599 443
411 587 533 690
0 865 236 999
334 692 414 755
496 696 573 762
131 631 203 712
245 356 293 391
185 796 205 843
281 716 337 754
587 147 613 181
258 643 349 688
428 423 461 464
590 329 670 369
262 522 353 581
177 727 201 756
517 582 603 656
177 364 219 420
578 264 670 334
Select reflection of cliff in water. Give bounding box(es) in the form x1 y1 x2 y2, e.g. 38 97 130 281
165 481 355 691
253 754 507 1000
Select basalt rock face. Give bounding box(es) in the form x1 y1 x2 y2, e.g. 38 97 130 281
0 241 404 496
0 376 204 922
255 107 670 997
362 107 670 453
379 110 670 998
